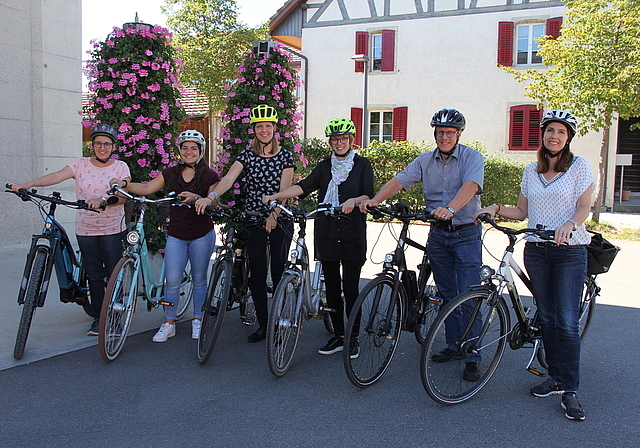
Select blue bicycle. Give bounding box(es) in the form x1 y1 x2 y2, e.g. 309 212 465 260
6 185 94 360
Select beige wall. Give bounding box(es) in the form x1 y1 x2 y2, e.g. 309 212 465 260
0 0 82 245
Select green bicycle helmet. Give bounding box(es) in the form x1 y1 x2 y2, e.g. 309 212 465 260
325 118 356 136
250 104 278 124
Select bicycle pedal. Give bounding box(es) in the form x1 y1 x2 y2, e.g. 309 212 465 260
158 301 174 307
527 367 545 377
320 307 336 313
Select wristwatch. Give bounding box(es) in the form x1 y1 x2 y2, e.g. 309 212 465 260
445 206 456 214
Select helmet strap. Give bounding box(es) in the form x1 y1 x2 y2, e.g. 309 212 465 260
94 154 110 164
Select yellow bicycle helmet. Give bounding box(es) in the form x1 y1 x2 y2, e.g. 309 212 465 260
250 104 278 124
325 118 356 136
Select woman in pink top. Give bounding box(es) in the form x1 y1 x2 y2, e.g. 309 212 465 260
10 124 130 336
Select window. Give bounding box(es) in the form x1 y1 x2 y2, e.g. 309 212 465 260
354 30 395 73
497 17 563 67
517 24 544 65
351 106 408 146
509 105 542 151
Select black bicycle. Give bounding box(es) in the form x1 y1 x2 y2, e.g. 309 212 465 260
420 214 601 405
7 185 94 359
343 203 441 388
196 205 260 364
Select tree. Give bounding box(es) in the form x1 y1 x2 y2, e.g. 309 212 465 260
162 0 268 115
84 23 186 252
503 0 640 221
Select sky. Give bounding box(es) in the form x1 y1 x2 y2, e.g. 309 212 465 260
82 0 287 63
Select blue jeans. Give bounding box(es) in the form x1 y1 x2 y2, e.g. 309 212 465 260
164 230 215 321
428 224 482 357
76 232 125 319
524 243 587 391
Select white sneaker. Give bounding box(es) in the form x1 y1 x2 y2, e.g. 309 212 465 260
191 319 201 340
152 322 175 342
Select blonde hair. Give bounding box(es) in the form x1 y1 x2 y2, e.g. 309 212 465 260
251 124 279 156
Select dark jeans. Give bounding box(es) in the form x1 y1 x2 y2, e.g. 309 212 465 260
322 259 364 338
76 232 125 319
428 224 483 360
524 243 587 391
245 221 293 328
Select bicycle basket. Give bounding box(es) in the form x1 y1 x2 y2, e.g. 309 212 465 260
158 201 171 234
586 231 620 275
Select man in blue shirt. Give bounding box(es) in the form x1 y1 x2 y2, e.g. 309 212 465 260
360 108 484 381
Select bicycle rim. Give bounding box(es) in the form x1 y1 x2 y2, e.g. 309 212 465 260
14 247 48 360
175 261 193 320
344 276 403 388
99 257 136 362
197 260 231 364
421 290 508 405
267 272 302 377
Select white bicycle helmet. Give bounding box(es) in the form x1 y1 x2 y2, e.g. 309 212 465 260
176 130 206 164
540 110 578 137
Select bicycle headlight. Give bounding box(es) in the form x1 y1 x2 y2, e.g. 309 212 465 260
479 265 495 281
126 231 140 245
384 254 393 263
290 249 299 264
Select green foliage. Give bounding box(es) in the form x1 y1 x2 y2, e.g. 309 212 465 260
84 24 185 252
162 0 267 113
481 152 526 207
217 43 303 207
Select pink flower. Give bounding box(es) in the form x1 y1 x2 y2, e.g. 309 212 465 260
145 50 153 56
259 95 265 100
108 58 118 64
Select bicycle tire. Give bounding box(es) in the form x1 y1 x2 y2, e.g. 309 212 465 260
175 261 193 320
267 272 303 377
421 290 509 405
414 270 441 345
99 257 137 362
78 263 93 317
197 259 232 364
536 277 596 369
343 276 404 388
14 246 49 360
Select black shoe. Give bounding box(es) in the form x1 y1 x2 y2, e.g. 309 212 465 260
431 348 463 363
248 327 266 343
349 339 359 359
462 362 481 382
87 318 99 336
530 377 565 397
561 392 585 421
318 336 343 355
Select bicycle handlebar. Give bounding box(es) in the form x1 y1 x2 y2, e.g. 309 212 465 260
107 184 181 206
267 200 344 220
5 184 92 211
367 204 439 224
203 203 263 224
477 213 556 240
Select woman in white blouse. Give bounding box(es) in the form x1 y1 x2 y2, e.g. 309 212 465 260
475 110 593 421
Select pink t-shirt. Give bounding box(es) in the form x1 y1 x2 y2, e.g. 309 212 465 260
67 157 131 236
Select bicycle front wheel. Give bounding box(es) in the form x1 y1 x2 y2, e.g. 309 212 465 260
99 257 137 362
421 290 509 405
175 261 193 320
197 259 232 364
267 272 303 377
14 246 49 360
414 274 441 345
343 276 404 388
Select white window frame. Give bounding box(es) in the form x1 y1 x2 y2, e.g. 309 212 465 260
371 33 383 72
516 23 544 66
369 110 393 143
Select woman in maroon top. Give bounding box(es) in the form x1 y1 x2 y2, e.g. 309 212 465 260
111 130 219 343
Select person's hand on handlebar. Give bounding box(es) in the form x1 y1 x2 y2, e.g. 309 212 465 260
473 205 500 222
340 198 358 215
359 198 378 213
553 221 574 245
8 182 32 193
86 197 106 211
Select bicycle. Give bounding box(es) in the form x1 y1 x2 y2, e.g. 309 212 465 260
99 186 193 361
420 214 600 405
264 201 338 377
343 203 441 388
6 185 94 360
196 205 261 364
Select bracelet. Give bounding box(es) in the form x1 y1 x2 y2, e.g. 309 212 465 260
208 191 219 200
567 219 578 231
495 204 501 215
122 179 128 188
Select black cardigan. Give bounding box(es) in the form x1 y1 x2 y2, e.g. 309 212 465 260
297 154 375 262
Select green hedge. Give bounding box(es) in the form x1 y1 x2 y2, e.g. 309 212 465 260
295 138 526 211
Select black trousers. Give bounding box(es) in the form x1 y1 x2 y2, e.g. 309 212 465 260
321 259 364 337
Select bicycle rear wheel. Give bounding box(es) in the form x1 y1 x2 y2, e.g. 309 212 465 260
343 276 404 388
14 246 49 360
197 259 232 364
99 257 137 362
414 273 441 345
421 290 509 405
175 261 193 320
267 272 303 377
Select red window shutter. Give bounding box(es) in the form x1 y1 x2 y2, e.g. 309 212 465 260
351 107 363 148
509 105 541 151
381 29 395 72
392 106 408 141
355 32 369 73
497 22 514 67
546 17 563 40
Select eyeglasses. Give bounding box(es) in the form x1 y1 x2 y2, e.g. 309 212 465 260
92 142 114 149
330 136 350 144
435 130 459 138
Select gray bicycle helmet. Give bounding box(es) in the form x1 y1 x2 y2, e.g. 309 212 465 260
430 108 466 130
540 110 578 138
90 123 118 143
